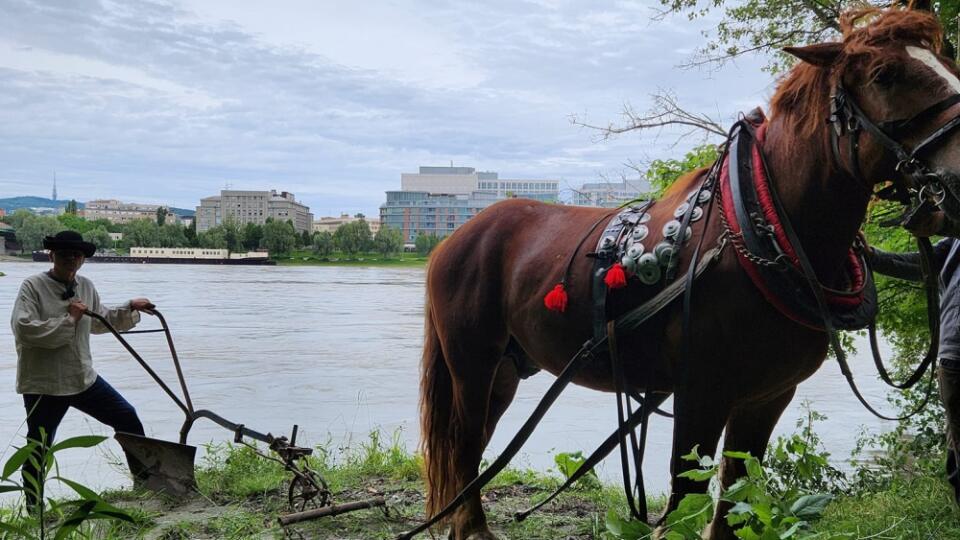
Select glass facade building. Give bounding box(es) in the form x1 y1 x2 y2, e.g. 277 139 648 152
380 190 500 244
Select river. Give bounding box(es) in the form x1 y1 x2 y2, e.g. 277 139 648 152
0 262 897 497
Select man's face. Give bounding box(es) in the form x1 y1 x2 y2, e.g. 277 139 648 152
52 249 85 275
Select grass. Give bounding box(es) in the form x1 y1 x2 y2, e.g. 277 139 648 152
814 473 960 538
6 430 960 538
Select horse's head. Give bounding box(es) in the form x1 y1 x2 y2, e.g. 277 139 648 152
775 8 960 221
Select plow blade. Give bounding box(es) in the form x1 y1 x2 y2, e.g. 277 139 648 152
116 432 197 499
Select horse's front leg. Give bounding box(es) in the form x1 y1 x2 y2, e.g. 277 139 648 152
703 387 796 540
661 381 732 522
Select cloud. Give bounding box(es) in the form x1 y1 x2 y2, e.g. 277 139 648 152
0 0 773 216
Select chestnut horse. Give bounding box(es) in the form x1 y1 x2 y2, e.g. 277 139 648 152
420 9 960 540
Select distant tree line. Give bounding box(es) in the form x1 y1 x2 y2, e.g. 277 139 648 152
0 208 429 258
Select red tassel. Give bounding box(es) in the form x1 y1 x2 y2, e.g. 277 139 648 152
543 283 568 313
604 263 628 289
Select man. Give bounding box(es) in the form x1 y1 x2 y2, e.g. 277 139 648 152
865 209 960 504
10 230 155 508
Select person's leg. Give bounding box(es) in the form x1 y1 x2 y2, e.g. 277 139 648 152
70 376 144 436
938 359 960 506
21 394 70 509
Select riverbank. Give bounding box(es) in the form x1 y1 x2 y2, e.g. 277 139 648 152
275 252 429 267
6 434 960 539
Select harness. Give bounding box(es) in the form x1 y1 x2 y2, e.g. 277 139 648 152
397 84 958 540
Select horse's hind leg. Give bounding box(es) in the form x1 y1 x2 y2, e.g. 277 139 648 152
421 304 509 540
704 387 796 540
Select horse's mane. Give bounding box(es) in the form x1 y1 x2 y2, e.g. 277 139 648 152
770 8 944 139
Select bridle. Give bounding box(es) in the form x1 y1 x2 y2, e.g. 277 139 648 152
829 79 960 206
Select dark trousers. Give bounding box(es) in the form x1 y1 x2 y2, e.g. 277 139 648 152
21 375 144 506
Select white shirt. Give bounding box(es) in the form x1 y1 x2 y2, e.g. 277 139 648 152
11 272 140 395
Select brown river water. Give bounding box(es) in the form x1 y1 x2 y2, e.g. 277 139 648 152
0 262 893 497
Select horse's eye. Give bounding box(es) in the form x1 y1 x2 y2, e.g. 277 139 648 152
870 64 900 86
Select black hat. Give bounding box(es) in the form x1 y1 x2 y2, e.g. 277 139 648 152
43 230 96 258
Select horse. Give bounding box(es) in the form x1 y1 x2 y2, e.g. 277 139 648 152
419 9 960 539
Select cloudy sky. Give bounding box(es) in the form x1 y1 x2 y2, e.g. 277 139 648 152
0 0 775 217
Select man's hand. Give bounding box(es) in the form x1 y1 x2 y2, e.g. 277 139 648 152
130 298 156 314
68 301 87 322
856 231 874 257
903 208 945 238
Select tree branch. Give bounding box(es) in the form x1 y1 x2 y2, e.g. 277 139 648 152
570 91 726 141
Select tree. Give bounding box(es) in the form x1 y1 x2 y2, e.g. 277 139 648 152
156 206 169 226
261 219 297 256
333 220 373 256
645 144 720 198
16 214 62 252
312 231 334 257
656 0 957 73
185 219 198 247
300 230 312 248
122 219 161 248
198 228 227 249
64 199 79 215
415 232 441 256
159 224 188 248
56 213 92 233
82 226 113 252
373 226 404 257
6 209 32 229
241 222 263 251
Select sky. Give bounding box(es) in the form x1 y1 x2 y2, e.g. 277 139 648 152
0 0 775 218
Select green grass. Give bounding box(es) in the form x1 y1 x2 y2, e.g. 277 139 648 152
814 474 960 539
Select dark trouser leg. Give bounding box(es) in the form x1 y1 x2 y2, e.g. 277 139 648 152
69 376 146 483
22 394 70 509
69 376 145 436
938 360 960 506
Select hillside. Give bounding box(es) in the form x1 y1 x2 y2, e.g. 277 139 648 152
0 196 195 217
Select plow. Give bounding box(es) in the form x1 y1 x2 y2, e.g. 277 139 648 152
85 308 386 526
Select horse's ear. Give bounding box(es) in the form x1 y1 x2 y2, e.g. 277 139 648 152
783 42 843 67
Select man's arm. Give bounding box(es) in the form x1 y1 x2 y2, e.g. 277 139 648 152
88 287 141 334
10 282 77 349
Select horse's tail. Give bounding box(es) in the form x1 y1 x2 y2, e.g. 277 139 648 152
420 299 455 520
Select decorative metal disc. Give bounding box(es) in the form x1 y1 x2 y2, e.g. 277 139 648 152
632 225 649 242
662 220 681 239
636 253 660 284
673 202 690 219
690 207 703 222
684 226 692 242
626 243 645 260
621 254 638 273
638 213 651 224
654 242 675 265
601 235 616 249
697 190 712 204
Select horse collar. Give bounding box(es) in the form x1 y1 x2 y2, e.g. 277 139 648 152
720 111 877 332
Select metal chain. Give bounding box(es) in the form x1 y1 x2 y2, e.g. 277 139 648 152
715 183 785 268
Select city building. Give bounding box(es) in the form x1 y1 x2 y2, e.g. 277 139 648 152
313 213 382 236
381 166 559 244
195 189 313 233
572 180 648 208
83 199 180 225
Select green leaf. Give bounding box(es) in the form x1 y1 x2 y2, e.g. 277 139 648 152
681 445 701 462
49 435 107 453
679 468 717 481
54 499 97 540
54 476 102 501
789 493 833 519
2 442 37 479
0 484 23 494
0 521 37 540
604 509 652 539
723 450 752 460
